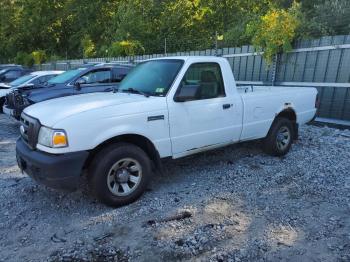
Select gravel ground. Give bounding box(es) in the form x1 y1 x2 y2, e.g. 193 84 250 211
0 114 349 262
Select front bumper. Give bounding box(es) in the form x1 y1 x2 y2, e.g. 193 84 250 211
3 104 24 120
3 105 14 118
16 138 89 191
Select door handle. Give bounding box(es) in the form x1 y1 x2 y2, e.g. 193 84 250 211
223 104 231 110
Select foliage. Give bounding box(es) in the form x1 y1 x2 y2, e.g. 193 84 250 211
109 40 145 57
31 50 47 65
81 35 96 58
0 0 349 63
300 0 350 37
14 52 34 67
246 2 302 65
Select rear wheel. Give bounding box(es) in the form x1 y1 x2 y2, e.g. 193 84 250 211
88 142 152 207
263 117 294 156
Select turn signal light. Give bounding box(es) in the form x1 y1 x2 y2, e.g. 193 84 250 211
53 131 68 147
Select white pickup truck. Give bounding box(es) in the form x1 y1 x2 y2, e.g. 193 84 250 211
16 57 318 206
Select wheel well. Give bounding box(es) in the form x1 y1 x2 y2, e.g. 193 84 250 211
83 134 161 171
275 109 298 139
276 109 297 122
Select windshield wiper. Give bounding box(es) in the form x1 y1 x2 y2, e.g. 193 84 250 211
120 88 150 98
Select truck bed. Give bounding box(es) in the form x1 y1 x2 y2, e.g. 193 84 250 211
237 85 317 141
237 85 312 94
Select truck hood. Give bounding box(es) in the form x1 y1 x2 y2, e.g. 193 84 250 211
24 92 161 126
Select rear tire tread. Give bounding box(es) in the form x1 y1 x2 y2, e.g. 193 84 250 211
263 117 294 156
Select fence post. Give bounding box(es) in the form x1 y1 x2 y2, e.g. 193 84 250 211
271 53 278 86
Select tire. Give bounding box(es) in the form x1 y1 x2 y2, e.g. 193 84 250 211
263 117 294 156
88 142 152 207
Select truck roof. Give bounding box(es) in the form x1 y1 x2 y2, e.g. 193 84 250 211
146 56 227 63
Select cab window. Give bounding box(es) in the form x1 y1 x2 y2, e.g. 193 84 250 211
176 63 225 101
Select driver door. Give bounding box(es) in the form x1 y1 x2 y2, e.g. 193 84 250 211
167 62 240 156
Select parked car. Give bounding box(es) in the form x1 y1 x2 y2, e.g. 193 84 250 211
0 66 33 83
15 56 318 206
0 71 64 113
3 64 133 119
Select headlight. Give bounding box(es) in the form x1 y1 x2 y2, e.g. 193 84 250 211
38 126 68 148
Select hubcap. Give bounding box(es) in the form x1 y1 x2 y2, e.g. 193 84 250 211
276 126 291 151
107 158 142 196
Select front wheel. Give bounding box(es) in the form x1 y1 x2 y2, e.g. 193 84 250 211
263 117 294 156
88 142 152 207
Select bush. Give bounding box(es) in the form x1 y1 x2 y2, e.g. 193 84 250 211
109 40 145 57
14 52 35 67
31 50 47 65
81 35 96 58
246 2 302 65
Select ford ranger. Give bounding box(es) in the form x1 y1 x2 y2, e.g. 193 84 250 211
15 57 318 206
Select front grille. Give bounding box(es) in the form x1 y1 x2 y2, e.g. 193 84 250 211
20 113 41 149
5 92 15 108
5 90 25 109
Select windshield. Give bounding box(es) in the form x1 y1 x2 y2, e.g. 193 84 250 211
48 68 85 84
10 74 35 87
118 60 184 96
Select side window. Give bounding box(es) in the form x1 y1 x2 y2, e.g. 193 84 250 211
80 69 111 84
111 68 129 83
33 75 50 85
5 70 21 79
45 74 57 82
176 63 225 101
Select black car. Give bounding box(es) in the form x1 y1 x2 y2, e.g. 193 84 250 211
0 66 33 83
4 64 133 119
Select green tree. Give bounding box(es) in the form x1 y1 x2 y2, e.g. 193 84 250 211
246 1 302 64
81 35 96 58
301 0 350 37
109 40 145 56
14 52 35 67
31 50 47 64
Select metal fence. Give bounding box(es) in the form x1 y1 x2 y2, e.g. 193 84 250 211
37 35 350 124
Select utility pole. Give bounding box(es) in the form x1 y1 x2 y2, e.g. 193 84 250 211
215 31 218 56
164 38 167 56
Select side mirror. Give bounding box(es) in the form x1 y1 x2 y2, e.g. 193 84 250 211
74 78 86 90
174 84 200 102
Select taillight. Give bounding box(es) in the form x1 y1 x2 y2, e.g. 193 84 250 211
315 93 320 109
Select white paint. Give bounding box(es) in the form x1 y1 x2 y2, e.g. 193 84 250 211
24 56 317 159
